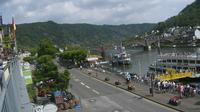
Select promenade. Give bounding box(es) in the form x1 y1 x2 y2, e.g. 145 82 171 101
80 67 200 112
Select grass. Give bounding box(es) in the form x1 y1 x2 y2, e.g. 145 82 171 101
26 84 36 102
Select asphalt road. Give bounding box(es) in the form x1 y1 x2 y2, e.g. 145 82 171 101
69 68 177 112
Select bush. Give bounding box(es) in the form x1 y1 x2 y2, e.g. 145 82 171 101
115 81 121 85
127 85 135 91
105 77 110 81
26 84 36 102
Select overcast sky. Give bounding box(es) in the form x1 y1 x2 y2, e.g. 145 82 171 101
0 0 195 25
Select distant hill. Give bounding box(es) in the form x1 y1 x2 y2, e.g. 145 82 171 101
156 0 200 32
16 21 155 49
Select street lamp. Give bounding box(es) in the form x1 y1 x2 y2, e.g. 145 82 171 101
148 72 154 97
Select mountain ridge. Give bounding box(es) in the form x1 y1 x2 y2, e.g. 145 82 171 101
16 21 156 49
156 0 200 32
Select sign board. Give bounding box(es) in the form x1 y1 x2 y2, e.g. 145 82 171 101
155 71 193 81
23 70 33 85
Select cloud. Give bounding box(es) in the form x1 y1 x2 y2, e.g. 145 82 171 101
0 0 195 24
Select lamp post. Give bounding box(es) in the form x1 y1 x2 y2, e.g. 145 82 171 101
150 72 154 97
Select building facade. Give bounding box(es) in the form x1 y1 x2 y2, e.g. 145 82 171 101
0 16 32 112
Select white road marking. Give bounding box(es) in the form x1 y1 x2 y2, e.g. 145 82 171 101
74 78 80 82
92 89 100 95
80 82 85 86
85 85 90 89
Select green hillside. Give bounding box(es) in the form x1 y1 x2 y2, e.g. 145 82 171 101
16 21 155 49
156 0 200 32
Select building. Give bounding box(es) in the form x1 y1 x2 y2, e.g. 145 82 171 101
0 16 32 112
0 59 33 112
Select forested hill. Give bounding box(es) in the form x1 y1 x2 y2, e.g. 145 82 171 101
156 0 200 32
16 21 155 49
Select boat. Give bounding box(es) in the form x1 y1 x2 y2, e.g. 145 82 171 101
172 45 176 48
149 52 200 80
111 45 131 65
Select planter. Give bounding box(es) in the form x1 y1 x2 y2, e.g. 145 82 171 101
105 77 110 81
115 81 121 85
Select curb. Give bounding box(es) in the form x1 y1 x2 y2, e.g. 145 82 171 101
81 69 183 112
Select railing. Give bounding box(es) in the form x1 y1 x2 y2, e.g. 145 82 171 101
158 53 200 60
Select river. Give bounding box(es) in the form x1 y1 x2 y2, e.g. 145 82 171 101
105 47 200 76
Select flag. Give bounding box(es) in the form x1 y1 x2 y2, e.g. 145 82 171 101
12 17 16 31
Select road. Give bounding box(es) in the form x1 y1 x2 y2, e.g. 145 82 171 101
69 68 177 112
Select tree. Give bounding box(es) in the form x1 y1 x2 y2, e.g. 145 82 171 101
34 55 58 82
65 44 82 51
37 38 58 57
2 36 12 56
55 70 70 90
59 50 87 65
23 56 36 64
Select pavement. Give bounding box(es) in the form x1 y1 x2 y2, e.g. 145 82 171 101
15 59 33 112
69 68 178 112
77 67 200 112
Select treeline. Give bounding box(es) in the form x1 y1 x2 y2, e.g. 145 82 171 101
156 0 200 32
16 21 155 49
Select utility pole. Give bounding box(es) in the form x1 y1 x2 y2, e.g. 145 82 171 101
150 72 154 97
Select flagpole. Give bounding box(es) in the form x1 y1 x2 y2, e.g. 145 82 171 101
12 17 17 54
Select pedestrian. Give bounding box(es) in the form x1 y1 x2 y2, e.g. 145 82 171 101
180 84 184 98
157 81 161 91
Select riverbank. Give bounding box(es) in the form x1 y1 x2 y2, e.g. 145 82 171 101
80 67 200 112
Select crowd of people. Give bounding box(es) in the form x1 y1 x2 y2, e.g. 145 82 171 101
127 72 200 98
93 66 200 99
154 80 199 98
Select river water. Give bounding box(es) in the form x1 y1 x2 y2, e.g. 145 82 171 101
105 47 200 76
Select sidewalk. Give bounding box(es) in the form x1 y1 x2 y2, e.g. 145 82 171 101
80 68 200 112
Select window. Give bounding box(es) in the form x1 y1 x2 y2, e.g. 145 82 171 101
183 60 188 63
190 60 195 64
178 60 182 63
172 60 176 63
197 60 200 64
167 60 171 62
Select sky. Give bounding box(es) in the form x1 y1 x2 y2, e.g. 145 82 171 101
0 0 195 25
